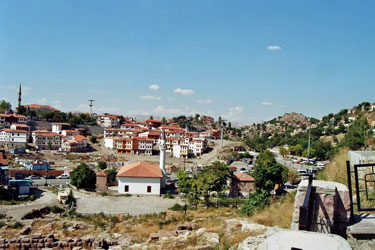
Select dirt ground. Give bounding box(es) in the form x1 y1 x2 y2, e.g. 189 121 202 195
74 190 182 216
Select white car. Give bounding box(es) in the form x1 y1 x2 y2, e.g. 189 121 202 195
57 174 70 179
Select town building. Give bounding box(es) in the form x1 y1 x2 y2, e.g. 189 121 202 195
24 104 60 113
0 129 28 149
0 113 27 128
33 132 63 150
116 161 163 195
61 135 88 152
96 114 123 128
52 123 71 134
229 172 256 197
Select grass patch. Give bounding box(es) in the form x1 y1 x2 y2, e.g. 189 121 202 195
316 147 349 185
250 192 296 228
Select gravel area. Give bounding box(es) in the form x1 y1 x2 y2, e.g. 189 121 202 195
74 190 182 216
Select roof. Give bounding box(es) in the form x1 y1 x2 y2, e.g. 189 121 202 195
117 161 162 178
73 135 87 142
148 131 161 136
0 129 28 133
63 129 80 133
146 119 162 123
36 132 62 137
12 124 30 128
53 122 70 126
97 171 107 177
234 172 255 182
24 104 60 112
0 113 27 118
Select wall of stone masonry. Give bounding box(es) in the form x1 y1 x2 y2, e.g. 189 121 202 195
291 180 351 238
0 233 118 249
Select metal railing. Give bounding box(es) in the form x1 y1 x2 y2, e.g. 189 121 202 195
298 175 316 231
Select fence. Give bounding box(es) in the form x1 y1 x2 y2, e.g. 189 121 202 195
298 175 315 231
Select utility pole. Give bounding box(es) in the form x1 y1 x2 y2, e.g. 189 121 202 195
307 127 311 160
88 99 95 116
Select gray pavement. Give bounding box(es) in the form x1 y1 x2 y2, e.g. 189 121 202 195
73 190 182 216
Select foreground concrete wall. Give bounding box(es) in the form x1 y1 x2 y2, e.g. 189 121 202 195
291 180 351 238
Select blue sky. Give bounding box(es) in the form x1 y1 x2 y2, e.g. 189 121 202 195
1 1 374 124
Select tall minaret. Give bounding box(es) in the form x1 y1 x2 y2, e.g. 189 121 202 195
18 84 22 111
159 129 166 188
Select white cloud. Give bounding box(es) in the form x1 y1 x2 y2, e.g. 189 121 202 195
174 88 195 95
149 84 160 91
224 106 244 120
39 97 47 104
267 45 282 50
262 101 274 106
139 95 161 101
197 99 213 104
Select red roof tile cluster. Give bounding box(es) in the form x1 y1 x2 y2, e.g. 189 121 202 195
73 135 87 142
117 161 162 178
0 129 28 133
24 104 60 112
234 172 255 182
97 171 107 177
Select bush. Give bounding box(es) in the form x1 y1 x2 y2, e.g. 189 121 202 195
169 203 185 211
0 221 5 228
12 221 23 229
89 136 97 144
29 194 36 201
50 205 65 214
70 163 96 189
163 190 174 199
97 161 107 170
241 190 270 216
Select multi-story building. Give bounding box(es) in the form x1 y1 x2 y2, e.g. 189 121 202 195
0 114 27 128
24 104 60 113
61 135 88 152
33 132 63 150
0 129 28 149
96 114 122 128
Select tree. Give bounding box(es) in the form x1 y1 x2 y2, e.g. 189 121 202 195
97 161 107 170
149 115 154 120
107 168 118 183
16 105 26 115
161 117 166 124
0 100 11 113
279 146 288 158
89 136 97 144
252 150 288 195
70 163 96 189
177 162 232 208
241 190 270 216
341 119 369 150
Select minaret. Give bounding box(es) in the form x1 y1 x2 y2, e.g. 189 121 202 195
159 129 166 188
18 84 22 111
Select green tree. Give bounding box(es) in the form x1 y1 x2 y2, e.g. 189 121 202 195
252 150 288 194
279 146 288 158
107 168 118 183
241 190 270 216
97 161 107 170
70 163 96 189
0 100 11 113
161 117 166 124
89 136 97 144
341 119 370 150
16 105 26 115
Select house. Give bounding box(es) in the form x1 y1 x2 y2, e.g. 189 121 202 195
61 129 81 137
96 114 123 128
145 119 163 128
0 129 28 149
24 104 60 113
200 129 220 140
0 113 27 128
229 172 256 198
33 132 63 150
0 152 9 185
61 135 88 152
52 123 71 134
116 161 163 195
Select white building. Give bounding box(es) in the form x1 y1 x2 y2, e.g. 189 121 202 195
116 161 163 195
33 132 63 150
0 129 28 148
96 114 122 128
52 123 71 134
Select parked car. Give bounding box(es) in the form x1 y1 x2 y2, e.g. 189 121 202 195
317 162 326 169
25 175 41 180
15 173 26 180
45 175 56 179
57 174 70 179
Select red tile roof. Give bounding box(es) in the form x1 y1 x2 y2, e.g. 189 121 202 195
0 129 28 133
234 172 255 182
73 135 87 142
0 152 7 166
24 104 60 112
97 171 107 177
36 132 62 137
117 161 162 178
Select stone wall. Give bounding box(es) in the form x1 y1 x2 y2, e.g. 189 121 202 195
291 180 351 238
0 233 118 249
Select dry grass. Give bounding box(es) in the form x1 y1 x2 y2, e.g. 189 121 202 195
316 147 349 185
251 192 296 228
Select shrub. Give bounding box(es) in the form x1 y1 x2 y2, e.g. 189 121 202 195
89 136 97 144
50 205 65 214
29 194 36 201
163 190 174 199
12 221 23 229
241 190 270 216
169 203 185 212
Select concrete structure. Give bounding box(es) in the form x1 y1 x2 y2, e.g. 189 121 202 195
349 151 375 165
96 114 122 128
96 171 108 192
116 162 163 195
159 130 166 188
52 123 71 134
61 135 87 152
291 180 350 238
256 230 351 250
33 132 62 150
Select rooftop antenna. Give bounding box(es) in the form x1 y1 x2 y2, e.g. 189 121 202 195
88 99 95 115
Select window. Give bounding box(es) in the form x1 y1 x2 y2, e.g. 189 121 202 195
147 186 152 193
124 185 129 192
